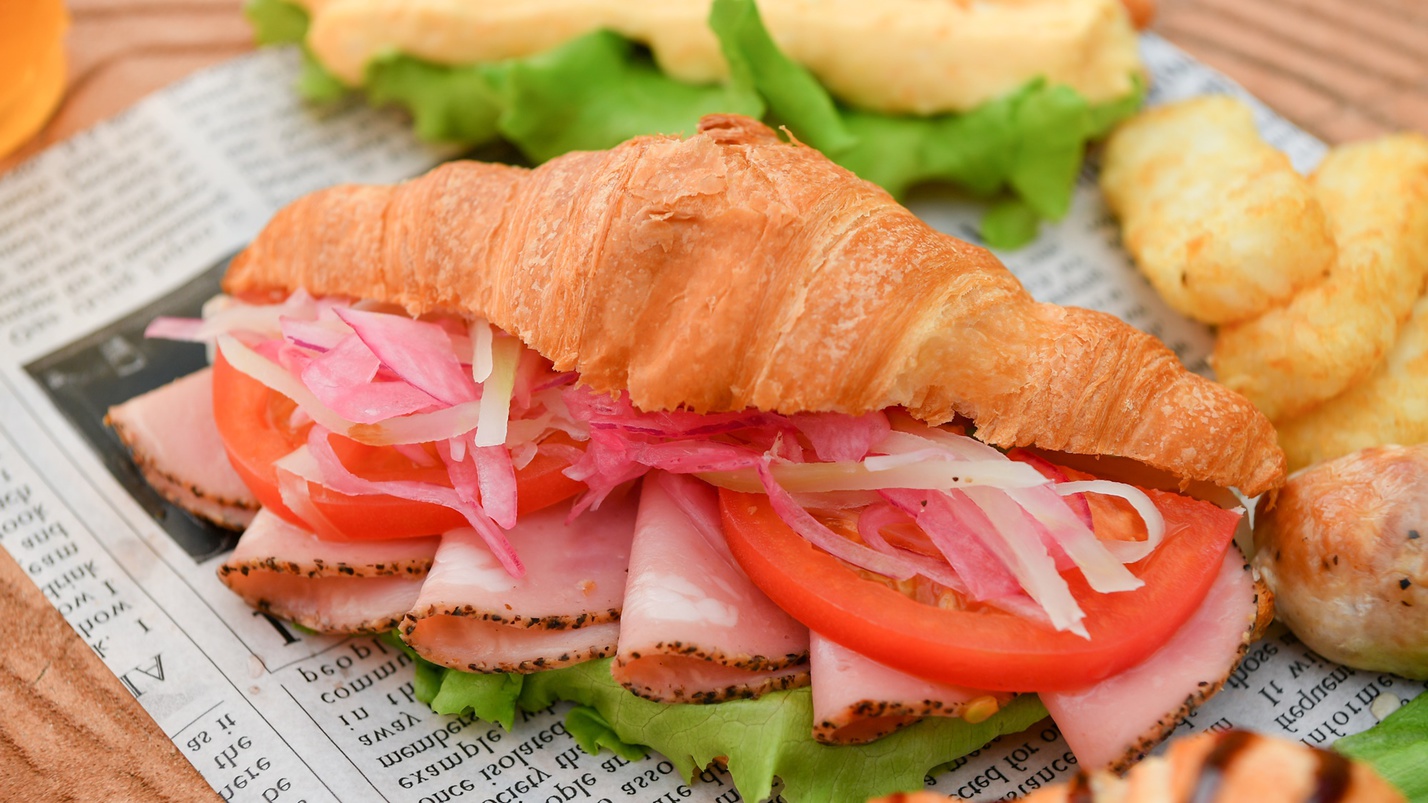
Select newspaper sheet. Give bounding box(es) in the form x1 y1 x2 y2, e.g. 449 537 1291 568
0 36 1420 803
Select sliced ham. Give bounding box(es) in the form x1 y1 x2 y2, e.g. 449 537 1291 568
402 494 638 672
405 616 622 673
613 473 810 703
1041 548 1266 771
224 509 439 577
809 632 1013 744
218 509 436 632
106 367 258 529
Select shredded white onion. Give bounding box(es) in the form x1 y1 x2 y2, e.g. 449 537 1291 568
879 427 1004 462
1054 481 1168 563
475 337 521 447
884 420 1153 592
218 335 482 446
469 319 494 384
699 453 1048 494
1005 486 1143 594
960 486 1088 637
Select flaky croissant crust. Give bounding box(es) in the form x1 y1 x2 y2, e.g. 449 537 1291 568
225 115 1284 496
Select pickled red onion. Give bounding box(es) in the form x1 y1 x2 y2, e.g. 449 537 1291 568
217 336 482 446
755 461 923 581
305 427 523 577
144 317 204 341
280 317 350 353
792 411 891 462
334 307 477 406
474 445 518 529
300 335 441 424
959 486 1087 637
881 489 1023 603
855 503 967 592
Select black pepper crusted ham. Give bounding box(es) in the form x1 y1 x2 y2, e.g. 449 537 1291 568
809 633 1012 745
612 473 810 703
106 367 258 529
1040 549 1271 771
401 495 637 673
219 509 436 632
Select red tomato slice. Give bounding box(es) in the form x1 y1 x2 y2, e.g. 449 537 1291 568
720 485 1241 692
211 349 585 541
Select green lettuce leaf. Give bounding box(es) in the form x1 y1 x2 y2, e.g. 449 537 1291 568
245 0 347 101
365 57 506 146
490 30 764 164
411 648 1047 803
707 0 854 156
1336 693 1428 803
565 705 650 762
981 199 1043 251
245 0 306 45
430 669 523 729
244 0 1141 249
379 631 446 705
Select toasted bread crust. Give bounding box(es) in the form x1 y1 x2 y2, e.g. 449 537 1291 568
225 115 1284 495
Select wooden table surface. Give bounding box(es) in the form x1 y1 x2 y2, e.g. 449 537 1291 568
2 1 1426 799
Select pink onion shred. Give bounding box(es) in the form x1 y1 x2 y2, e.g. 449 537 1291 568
474 445 518 529
334 307 478 406
792 411 890 462
306 426 524 577
756 461 923 581
881 489 1023 602
144 317 205 342
300 335 442 424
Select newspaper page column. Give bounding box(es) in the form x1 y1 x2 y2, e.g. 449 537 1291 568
0 48 443 801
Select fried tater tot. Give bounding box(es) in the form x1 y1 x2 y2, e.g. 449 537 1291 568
1213 134 1428 422
1100 95 1333 325
1277 292 1428 471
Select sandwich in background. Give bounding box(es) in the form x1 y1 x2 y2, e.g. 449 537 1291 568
246 0 1150 247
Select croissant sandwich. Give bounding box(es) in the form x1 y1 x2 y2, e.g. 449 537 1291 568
110 115 1284 802
246 0 1151 247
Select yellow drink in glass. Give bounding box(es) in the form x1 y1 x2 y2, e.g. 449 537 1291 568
0 0 69 159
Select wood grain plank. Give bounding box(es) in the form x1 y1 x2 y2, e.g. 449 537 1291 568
1257 0 1428 71
0 549 215 801
1154 0 1426 142
1161 7 1397 101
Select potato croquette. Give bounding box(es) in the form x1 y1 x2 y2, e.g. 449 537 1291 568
1213 134 1428 422
1100 95 1333 325
1254 445 1428 679
1278 292 1428 471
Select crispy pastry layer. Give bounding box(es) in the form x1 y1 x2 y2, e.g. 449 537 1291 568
225 115 1284 495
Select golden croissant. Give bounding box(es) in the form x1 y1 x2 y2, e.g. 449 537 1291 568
226 114 1284 495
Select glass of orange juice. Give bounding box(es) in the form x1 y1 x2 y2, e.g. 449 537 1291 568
0 0 69 160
